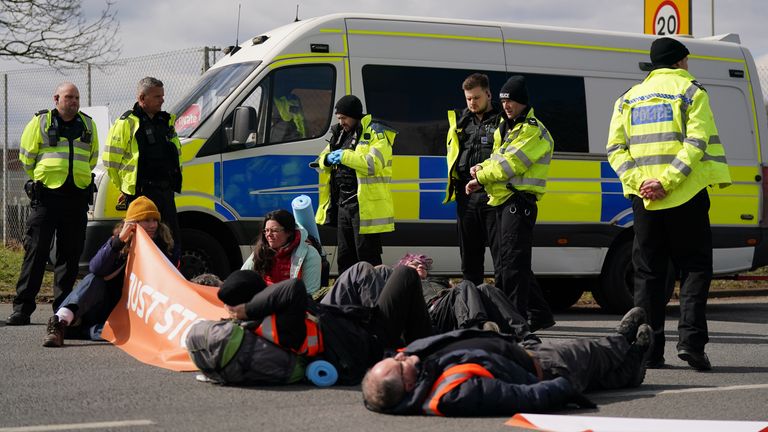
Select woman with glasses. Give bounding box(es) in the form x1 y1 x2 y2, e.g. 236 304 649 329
241 209 322 295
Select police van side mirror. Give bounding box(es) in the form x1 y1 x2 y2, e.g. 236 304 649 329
230 106 259 148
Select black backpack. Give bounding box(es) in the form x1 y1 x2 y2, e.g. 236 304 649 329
305 234 330 287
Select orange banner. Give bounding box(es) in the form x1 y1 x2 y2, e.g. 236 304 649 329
101 226 226 371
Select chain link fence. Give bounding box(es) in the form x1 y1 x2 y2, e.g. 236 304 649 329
1 47 220 246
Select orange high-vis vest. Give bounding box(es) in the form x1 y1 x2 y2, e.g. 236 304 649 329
422 363 494 416
254 311 324 357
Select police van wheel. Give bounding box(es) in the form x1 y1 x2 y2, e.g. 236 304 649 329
595 240 675 314
539 279 588 311
179 228 230 280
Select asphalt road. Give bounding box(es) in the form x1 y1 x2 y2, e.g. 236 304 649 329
1 298 766 432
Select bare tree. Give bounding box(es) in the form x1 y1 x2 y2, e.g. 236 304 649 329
0 0 120 66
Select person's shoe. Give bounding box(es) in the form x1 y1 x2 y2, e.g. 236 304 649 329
678 349 712 371
482 321 501 333
615 307 647 343
5 312 30 326
635 324 653 350
645 356 665 369
42 316 65 348
529 318 556 333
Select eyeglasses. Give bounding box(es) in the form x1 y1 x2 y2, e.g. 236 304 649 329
263 228 284 234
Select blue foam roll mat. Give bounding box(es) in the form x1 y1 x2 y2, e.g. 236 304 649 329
306 360 338 387
292 195 321 245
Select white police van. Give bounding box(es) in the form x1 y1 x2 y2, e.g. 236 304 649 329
85 13 768 313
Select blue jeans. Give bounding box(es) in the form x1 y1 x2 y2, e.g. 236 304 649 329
58 272 122 340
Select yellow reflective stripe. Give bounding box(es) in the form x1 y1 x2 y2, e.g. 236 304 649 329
273 52 347 61
504 39 648 54
343 34 351 94
349 29 503 43
73 141 91 152
358 176 391 184
319 28 343 33
269 57 341 69
360 216 394 227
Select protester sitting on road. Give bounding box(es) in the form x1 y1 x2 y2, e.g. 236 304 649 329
218 265 433 384
43 197 174 347
241 209 321 295
322 254 532 339
362 307 652 416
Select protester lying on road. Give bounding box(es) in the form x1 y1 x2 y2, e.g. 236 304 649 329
362 307 652 416
322 254 532 340
197 265 432 385
43 197 174 347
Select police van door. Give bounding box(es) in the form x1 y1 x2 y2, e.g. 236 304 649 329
217 60 345 262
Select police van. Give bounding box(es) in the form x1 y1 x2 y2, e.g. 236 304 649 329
84 13 768 313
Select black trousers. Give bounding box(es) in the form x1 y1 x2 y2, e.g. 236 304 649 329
429 280 529 339
494 193 552 322
373 266 434 349
632 190 712 359
455 187 499 284
336 202 382 275
524 334 644 393
13 191 88 315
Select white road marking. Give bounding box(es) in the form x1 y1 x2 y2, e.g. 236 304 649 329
0 420 154 432
598 383 768 398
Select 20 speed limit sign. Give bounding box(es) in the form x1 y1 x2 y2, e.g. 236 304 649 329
654 1 680 34
644 0 691 35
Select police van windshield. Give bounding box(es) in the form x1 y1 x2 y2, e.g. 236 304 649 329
172 61 260 138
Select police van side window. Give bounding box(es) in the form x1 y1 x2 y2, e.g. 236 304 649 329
199 64 336 156
266 65 336 144
362 65 588 155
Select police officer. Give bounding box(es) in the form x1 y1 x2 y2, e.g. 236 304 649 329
315 95 397 275
103 77 182 260
6 82 98 325
444 73 502 284
466 76 554 330
606 38 731 371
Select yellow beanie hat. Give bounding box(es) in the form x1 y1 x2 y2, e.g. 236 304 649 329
125 196 161 222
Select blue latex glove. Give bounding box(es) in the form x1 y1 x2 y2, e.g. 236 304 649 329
326 149 343 165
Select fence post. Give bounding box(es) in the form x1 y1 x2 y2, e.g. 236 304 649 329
2 73 7 245
87 63 92 107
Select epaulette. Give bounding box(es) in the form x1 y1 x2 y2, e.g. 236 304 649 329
527 118 538 126
691 80 707 92
35 109 49 116
120 110 133 120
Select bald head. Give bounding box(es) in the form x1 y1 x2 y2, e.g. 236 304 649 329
53 82 80 121
361 366 406 412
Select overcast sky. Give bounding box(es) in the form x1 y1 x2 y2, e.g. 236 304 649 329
3 0 768 68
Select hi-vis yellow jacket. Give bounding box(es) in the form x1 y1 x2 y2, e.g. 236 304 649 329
475 108 554 206
606 68 731 210
18 110 98 189
315 114 397 234
103 109 182 195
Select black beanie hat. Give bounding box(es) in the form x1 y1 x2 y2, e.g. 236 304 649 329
650 37 690 67
334 95 363 120
499 76 528 105
218 270 267 306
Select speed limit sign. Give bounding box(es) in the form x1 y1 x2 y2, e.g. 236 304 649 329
644 0 691 35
